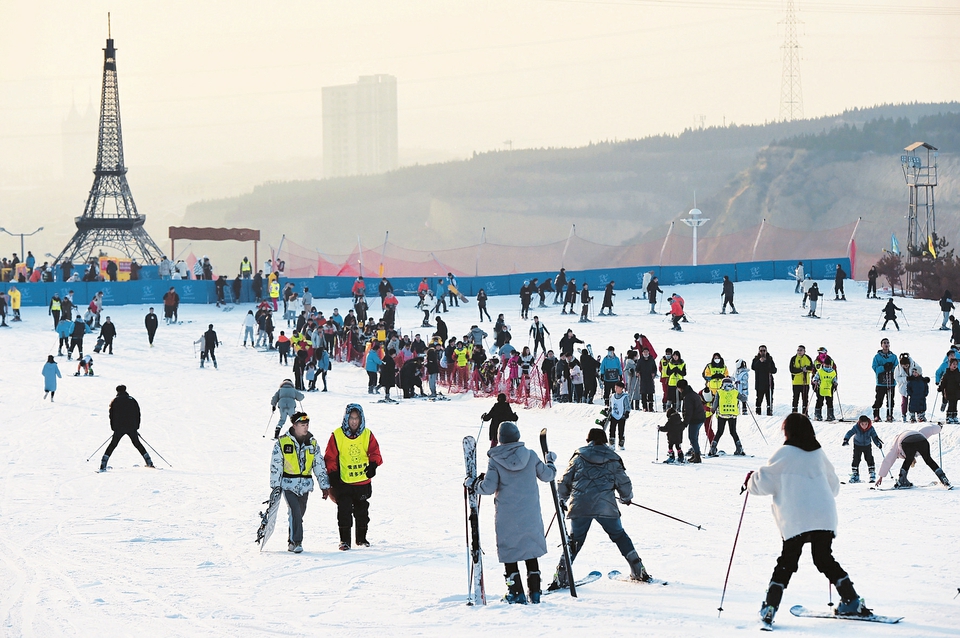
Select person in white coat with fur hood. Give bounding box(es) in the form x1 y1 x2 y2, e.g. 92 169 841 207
745 413 871 627
469 422 556 604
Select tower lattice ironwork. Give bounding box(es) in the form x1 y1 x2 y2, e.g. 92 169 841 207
56 25 164 266
779 0 803 122
902 141 939 291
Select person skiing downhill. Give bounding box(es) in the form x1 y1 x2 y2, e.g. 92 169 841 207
324 404 383 550
667 294 685 331
939 291 954 330
866 266 879 299
875 423 950 489
271 379 304 438
747 413 872 628
99 385 154 472
549 428 652 590
269 412 330 553
842 415 883 483
880 298 901 331
468 421 557 604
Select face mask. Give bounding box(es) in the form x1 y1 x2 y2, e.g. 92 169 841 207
713 358 720 364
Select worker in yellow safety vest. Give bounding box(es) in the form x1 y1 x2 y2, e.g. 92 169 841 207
709 377 748 457
268 278 280 312
324 404 383 551
269 412 330 553
240 257 252 279
789 345 814 416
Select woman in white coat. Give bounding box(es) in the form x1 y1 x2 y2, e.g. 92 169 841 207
746 413 870 627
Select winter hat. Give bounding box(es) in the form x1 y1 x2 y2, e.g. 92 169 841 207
676 379 689 391
498 421 521 444
497 392 508 403
607 346 616 352
586 428 608 445
116 385 127 393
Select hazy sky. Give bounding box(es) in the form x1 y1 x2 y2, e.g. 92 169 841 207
0 0 958 179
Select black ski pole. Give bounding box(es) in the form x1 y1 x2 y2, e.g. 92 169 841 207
656 427 660 462
954 587 959 600
86 435 112 462
545 511 557 538
718 486 750 617
540 428 576 597
138 434 172 467
623 500 703 530
746 406 769 446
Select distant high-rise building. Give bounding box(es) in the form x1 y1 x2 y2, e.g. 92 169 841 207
322 75 398 178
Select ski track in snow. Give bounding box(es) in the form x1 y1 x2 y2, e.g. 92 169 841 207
1 280 958 636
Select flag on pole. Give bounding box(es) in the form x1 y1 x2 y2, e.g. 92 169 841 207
849 239 857 279
928 235 938 259
890 233 900 255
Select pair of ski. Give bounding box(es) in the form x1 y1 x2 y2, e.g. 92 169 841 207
462 428 577 605
761 605 902 630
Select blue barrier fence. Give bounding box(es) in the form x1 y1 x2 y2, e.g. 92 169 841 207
1 258 850 308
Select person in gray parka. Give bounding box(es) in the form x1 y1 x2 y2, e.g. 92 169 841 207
549 428 651 590
271 379 304 439
471 422 556 604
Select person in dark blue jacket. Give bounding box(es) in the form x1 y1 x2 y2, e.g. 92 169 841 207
870 338 898 422
906 369 930 422
842 415 884 483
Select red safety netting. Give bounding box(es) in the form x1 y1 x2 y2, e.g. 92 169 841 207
277 220 871 278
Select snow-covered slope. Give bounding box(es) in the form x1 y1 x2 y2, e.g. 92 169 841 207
1 280 957 637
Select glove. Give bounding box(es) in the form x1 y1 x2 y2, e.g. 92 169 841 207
559 499 568 514
481 413 488 420
545 451 557 464
741 470 754 494
365 462 378 478
272 406 276 412
711 373 724 380
884 362 894 371
876 438 883 448
321 488 330 500
842 439 849 446
621 498 632 506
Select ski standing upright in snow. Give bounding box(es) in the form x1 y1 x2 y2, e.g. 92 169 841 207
462 436 486 605
540 428 577 597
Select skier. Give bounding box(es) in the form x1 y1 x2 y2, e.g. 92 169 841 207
579 347 600 404
647 276 663 314
667 294 685 331
658 408 685 463
98 316 116 355
379 348 397 402
198 324 219 368
144 308 158 346
607 381 630 450
99 385 154 471
365 342 383 394
537 278 552 308
271 379 304 438
562 278 577 314
842 415 883 483
599 281 615 316
833 265 846 300
677 379 705 463
806 282 822 317
937 357 960 423
939 291 954 330
69 315 89 359
549 428 652 590
433 278 447 314
56 314 73 355
519 280 533 320
215 275 226 306
789 345 813 416
866 266 879 299
42 355 61 402
599 346 623 400
553 268 567 305
794 261 804 294
906 369 929 423
880 298 901 331
529 317 549 358
481 394 520 449
734 359 750 415
664 350 686 408
324 404 383 550
241 309 255 347
747 413 872 627
558 329 583 358
811 357 838 422
710 377 747 456
871 338 897 422
268 411 330 553
720 275 737 314
468 421 556 604
578 283 592 323
875 423 950 488
801 275 813 308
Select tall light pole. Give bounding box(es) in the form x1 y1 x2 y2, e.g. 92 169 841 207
0 226 44 263
680 209 709 266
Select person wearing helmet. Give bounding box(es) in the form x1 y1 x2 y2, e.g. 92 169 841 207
710 377 748 456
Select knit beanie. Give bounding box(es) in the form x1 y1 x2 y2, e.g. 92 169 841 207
498 421 521 444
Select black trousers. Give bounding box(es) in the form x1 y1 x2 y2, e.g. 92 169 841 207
766 530 848 607
881 318 899 330
533 335 545 357
791 385 808 410
641 393 654 411
284 490 310 545
756 386 772 410
608 417 626 444
104 431 147 457
715 417 740 443
147 328 157 344
867 280 877 296
336 481 372 543
851 445 875 471
872 386 895 412
900 434 940 475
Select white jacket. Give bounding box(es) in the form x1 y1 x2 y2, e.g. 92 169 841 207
894 357 922 395
748 444 839 540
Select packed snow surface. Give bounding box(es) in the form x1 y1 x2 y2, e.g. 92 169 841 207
1 280 958 637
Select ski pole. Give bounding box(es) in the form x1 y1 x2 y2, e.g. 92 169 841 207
138 434 172 467
718 486 750 617
829 582 834 608
477 416 485 443
656 427 660 462
939 430 943 470
746 406 769 446
835 389 845 422
900 308 910 327
544 511 557 538
263 410 277 438
622 500 703 530
85 435 113 462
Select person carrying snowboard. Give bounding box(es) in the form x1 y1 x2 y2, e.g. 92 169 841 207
549 428 652 590
468 421 556 604
747 413 872 627
269 412 330 553
842 415 883 483
99 385 154 471
324 404 383 550
875 423 950 489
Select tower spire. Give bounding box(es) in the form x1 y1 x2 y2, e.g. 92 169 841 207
55 26 164 266
779 0 804 122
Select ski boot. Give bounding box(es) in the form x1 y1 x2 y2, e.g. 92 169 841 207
356 527 370 547
274 426 282 439
936 468 951 487
848 469 860 484
547 560 569 591
734 441 746 456
814 407 823 421
98 454 110 472
731 309 738 314
663 451 675 464
618 438 625 451
873 409 881 422
528 571 542 604
826 408 835 422
675 450 685 464
918 413 927 422
868 468 877 483
760 581 784 628
707 441 719 458
741 404 748 416
503 572 527 604
909 413 917 423
626 550 651 582
885 411 894 423
895 468 913 488
766 406 773 416
756 406 761 415
143 453 155 468
834 577 869 616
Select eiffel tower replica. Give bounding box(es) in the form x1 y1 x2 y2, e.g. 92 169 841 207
56 20 164 266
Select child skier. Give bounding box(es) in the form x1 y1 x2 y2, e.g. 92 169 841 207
842 415 884 483
659 408 685 463
607 380 631 450
905 369 929 422
812 357 838 422
734 359 749 415
710 377 748 456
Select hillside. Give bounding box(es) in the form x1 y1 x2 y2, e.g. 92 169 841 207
182 102 960 262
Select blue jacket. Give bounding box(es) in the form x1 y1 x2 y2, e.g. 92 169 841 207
365 349 383 372
906 376 929 413
435 281 446 297
317 349 331 372
56 319 74 340
871 350 898 387
42 362 61 391
599 354 623 382
843 424 883 449
936 354 955 384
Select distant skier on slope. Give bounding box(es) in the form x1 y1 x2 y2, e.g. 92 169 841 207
99 385 154 471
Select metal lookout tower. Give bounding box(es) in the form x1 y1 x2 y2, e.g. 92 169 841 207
779 0 803 122
902 141 939 291
56 17 164 266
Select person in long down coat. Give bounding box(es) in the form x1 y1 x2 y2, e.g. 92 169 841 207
471 422 556 604
42 355 61 401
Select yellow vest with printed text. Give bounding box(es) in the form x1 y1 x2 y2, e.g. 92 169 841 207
334 427 372 484
279 434 316 479
717 388 740 417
